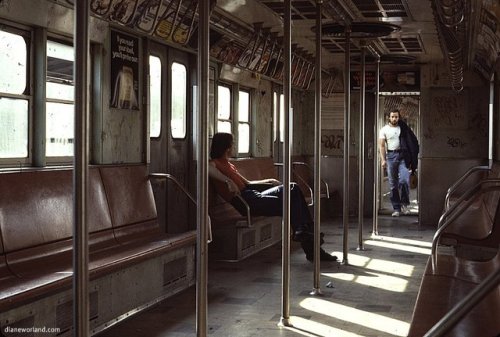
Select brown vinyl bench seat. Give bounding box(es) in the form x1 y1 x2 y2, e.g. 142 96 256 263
209 157 282 261
408 251 500 337
0 165 196 318
438 162 500 253
410 165 500 337
443 164 495 211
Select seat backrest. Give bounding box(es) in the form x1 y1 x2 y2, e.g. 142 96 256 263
485 162 500 222
209 158 278 219
291 155 313 196
0 169 73 254
99 165 159 240
231 157 278 181
0 168 112 254
208 186 245 224
0 220 4 256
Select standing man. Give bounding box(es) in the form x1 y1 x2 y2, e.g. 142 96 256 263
379 109 419 217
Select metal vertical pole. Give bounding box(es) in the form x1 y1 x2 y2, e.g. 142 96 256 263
488 74 494 163
311 0 323 294
357 43 366 250
73 1 89 336
196 1 210 336
33 28 47 167
279 0 292 327
372 56 380 235
342 28 351 264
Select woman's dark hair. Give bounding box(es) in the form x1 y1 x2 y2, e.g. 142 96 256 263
210 132 233 159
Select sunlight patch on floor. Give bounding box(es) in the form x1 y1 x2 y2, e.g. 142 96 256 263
330 251 415 277
286 316 364 337
322 252 412 291
364 239 431 255
300 298 410 337
366 258 415 277
370 235 432 248
322 271 408 292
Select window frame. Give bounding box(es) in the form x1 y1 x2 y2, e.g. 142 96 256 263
216 82 233 135
149 54 162 139
45 35 75 163
273 88 285 142
170 61 188 140
237 87 251 157
0 24 32 166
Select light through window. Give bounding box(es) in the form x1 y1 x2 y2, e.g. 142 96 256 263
217 85 231 133
171 62 187 138
273 92 284 142
0 29 28 159
149 55 161 138
46 40 74 157
238 90 250 153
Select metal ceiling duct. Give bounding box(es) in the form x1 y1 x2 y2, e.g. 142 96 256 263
318 22 400 38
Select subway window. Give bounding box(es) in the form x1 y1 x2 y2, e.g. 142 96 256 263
0 29 29 159
273 92 284 142
217 84 231 133
238 89 250 153
149 55 162 138
171 62 187 139
46 39 74 157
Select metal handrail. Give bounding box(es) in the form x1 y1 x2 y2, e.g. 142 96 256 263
440 179 491 229
438 178 500 229
435 0 465 28
292 161 331 201
292 170 314 206
233 193 253 228
208 178 253 228
149 173 212 243
432 179 500 270
444 165 490 210
423 267 500 337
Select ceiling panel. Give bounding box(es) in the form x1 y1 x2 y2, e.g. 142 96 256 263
260 0 329 20
380 35 424 53
351 0 409 18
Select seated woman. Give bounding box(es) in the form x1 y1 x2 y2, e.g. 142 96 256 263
209 132 337 262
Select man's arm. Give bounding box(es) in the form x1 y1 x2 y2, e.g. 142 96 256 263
378 138 387 169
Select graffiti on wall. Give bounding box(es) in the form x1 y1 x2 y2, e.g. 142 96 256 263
321 130 344 156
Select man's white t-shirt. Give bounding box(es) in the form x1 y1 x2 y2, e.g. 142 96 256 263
379 124 401 151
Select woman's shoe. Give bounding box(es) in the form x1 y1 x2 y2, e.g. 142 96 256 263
292 230 313 242
302 242 337 261
293 231 325 244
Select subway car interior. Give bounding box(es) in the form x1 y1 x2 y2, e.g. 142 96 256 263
0 0 499 336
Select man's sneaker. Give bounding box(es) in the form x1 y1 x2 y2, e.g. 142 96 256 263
391 211 400 217
401 205 410 215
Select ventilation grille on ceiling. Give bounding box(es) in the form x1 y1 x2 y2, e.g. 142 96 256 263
321 38 360 53
260 0 328 20
351 0 408 18
379 35 424 53
211 10 254 42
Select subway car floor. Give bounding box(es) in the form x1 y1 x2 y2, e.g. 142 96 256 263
97 215 434 337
